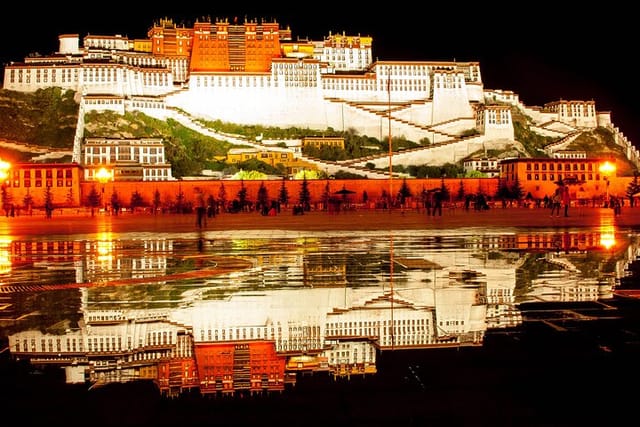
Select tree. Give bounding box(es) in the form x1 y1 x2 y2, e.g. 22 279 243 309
511 176 525 202
1 184 12 216
110 190 122 215
398 178 412 206
218 182 227 211
153 189 161 214
130 190 146 211
257 181 269 212
457 180 466 202
298 177 311 210
278 177 289 206
237 180 248 211
322 180 331 211
44 185 54 218
86 185 101 216
23 190 33 215
174 185 186 213
626 172 640 207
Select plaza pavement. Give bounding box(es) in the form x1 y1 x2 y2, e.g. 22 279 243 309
1 204 639 236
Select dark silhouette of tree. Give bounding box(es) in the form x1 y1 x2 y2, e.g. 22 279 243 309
1 184 12 216
398 178 412 206
439 176 450 202
457 179 466 201
218 182 227 211
86 185 101 216
298 177 311 210
130 190 145 212
237 180 248 211
23 190 33 215
380 189 389 209
362 190 368 204
626 171 640 207
257 181 269 212
322 181 331 211
153 189 161 214
278 177 289 206
496 178 511 201
110 190 122 215
174 185 186 213
511 176 525 201
44 185 54 218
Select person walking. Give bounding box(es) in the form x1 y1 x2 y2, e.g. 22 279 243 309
550 189 561 217
562 185 571 217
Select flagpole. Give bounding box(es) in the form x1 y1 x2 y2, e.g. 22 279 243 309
388 72 393 209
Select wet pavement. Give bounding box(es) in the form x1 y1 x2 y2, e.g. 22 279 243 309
1 207 640 426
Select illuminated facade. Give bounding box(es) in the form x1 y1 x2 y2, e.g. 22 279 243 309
499 157 614 200
3 15 637 177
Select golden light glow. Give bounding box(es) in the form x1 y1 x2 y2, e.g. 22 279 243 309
599 161 616 176
0 159 10 182
96 167 113 183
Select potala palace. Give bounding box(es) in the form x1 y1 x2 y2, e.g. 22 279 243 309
3 16 639 173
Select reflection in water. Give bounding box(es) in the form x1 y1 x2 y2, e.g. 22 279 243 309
0 228 635 398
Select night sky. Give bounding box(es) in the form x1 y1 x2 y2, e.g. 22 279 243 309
2 6 636 145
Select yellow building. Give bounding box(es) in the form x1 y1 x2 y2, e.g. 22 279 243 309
226 148 317 176
301 136 345 150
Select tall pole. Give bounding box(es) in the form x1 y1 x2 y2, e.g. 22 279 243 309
388 72 393 208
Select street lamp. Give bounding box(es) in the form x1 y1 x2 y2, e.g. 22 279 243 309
96 167 113 212
599 161 616 206
0 160 11 215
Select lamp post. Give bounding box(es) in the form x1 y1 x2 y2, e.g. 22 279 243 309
96 167 112 213
599 161 616 207
0 159 11 216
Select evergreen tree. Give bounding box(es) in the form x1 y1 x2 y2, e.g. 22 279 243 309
257 181 269 212
439 176 450 202
218 182 227 211
298 177 311 210
174 185 185 213
130 190 145 211
322 181 331 211
398 178 412 205
44 185 54 218
1 184 12 216
153 189 161 214
86 185 101 216
278 177 289 206
457 179 466 201
23 190 33 214
511 176 525 201
237 180 248 210
626 172 640 206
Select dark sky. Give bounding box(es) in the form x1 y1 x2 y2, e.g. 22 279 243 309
2 6 636 145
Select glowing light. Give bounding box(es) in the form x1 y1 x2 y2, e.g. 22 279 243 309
599 161 616 176
96 167 112 183
0 159 10 182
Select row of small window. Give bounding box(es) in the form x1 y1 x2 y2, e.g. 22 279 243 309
527 162 596 171
526 174 599 181
12 180 73 188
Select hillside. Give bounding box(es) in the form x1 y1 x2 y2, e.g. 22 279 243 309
0 87 635 177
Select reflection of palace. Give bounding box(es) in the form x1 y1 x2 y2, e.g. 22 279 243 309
5 231 633 396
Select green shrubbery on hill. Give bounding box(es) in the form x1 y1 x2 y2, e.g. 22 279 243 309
0 87 78 147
